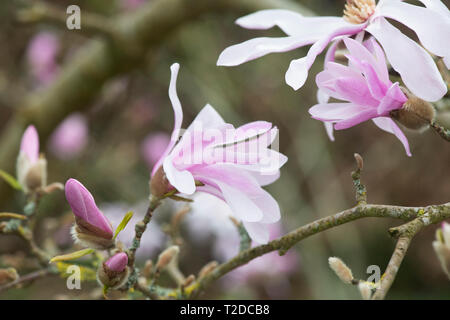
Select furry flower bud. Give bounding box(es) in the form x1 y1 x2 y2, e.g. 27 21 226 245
97 252 130 289
328 257 354 284
156 245 179 272
65 179 114 249
433 223 450 279
149 166 170 198
16 125 47 193
391 89 436 130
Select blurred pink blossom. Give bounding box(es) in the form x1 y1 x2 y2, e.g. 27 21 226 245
49 113 88 160
309 38 411 156
217 1 449 102
26 31 60 85
120 0 146 10
152 63 288 244
141 132 170 168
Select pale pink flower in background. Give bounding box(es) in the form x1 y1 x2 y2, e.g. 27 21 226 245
16 125 47 192
217 0 449 102
49 113 88 160
102 202 166 260
141 132 170 168
309 38 411 156
152 63 288 244
105 252 128 272
185 193 299 298
26 31 60 85
65 179 114 239
120 0 146 10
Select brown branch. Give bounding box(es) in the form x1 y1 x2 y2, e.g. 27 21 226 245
0 268 52 294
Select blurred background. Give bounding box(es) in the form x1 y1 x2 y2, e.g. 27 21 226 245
0 0 449 299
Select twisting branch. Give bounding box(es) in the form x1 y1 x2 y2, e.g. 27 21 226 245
0 268 52 294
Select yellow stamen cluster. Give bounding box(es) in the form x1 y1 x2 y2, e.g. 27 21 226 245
343 0 376 24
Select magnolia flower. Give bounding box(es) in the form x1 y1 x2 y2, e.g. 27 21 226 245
98 252 130 289
433 222 450 279
151 63 288 244
141 132 170 168
309 38 417 156
16 125 47 193
65 178 114 249
217 0 449 102
49 113 88 160
26 31 60 85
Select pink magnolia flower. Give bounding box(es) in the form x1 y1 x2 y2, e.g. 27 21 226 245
151 63 288 244
141 132 170 168
105 252 128 272
16 125 47 192
49 113 88 160
309 38 411 156
26 31 60 85
65 179 114 241
217 0 449 102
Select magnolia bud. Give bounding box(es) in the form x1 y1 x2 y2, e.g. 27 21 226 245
150 166 170 198
328 257 354 284
358 281 372 300
142 260 153 278
391 88 436 130
156 246 179 272
198 261 218 279
97 252 130 289
0 268 18 285
16 126 47 193
182 274 196 287
66 179 114 249
433 223 450 279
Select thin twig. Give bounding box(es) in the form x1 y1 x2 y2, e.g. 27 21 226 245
0 268 52 294
430 121 450 142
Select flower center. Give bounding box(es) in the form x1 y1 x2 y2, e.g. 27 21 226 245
343 0 376 24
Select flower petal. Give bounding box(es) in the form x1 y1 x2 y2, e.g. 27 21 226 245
377 1 450 59
366 17 446 101
236 9 350 36
334 109 377 130
217 36 318 67
152 63 184 176
243 221 270 244
309 103 366 121
372 117 411 156
20 125 39 163
163 156 196 195
377 82 407 115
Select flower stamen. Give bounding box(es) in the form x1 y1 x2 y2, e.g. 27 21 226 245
343 0 376 24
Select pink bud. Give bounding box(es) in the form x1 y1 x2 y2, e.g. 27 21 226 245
65 179 113 238
105 252 128 272
20 125 39 164
27 32 60 85
49 113 88 160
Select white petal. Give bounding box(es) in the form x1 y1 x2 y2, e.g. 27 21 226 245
367 18 446 102
243 221 270 244
163 156 196 195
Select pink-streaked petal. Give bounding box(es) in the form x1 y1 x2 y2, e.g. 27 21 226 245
243 221 270 244
334 77 380 107
152 63 184 176
377 82 407 115
363 37 389 78
324 39 341 64
334 109 377 130
105 252 128 272
285 23 366 90
20 125 39 164
213 179 263 222
372 117 412 157
343 38 390 84
217 36 317 67
253 189 281 223
366 18 446 102
309 103 366 121
163 156 196 195
316 89 335 141
236 10 350 36
65 179 113 236
377 1 450 59
358 60 389 100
